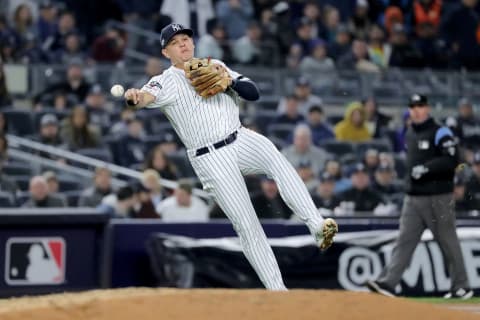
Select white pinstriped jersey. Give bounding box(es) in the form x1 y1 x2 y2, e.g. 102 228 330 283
141 59 242 150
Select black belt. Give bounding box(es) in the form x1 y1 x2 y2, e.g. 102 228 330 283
195 131 238 156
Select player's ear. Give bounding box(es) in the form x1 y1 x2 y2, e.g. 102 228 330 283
161 48 169 59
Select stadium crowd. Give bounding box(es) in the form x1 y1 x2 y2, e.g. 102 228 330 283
0 0 479 219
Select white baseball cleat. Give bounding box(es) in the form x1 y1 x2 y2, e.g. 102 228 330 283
316 218 338 251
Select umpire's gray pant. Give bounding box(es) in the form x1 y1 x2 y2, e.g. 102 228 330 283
377 193 469 291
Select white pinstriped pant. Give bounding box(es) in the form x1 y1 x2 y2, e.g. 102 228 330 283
187 127 325 290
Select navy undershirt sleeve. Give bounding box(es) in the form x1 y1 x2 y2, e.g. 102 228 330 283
230 77 260 101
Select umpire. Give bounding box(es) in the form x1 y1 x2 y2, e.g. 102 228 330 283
366 94 472 299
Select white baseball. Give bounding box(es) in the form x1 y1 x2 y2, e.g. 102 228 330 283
110 84 125 97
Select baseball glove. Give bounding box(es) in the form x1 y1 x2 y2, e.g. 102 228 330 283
184 58 232 98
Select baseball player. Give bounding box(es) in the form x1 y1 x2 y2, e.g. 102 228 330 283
124 23 338 290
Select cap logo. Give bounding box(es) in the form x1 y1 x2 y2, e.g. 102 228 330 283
171 24 182 32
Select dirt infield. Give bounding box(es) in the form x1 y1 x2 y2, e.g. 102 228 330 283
0 288 477 320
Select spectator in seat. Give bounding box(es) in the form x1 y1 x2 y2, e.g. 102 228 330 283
61 105 101 150
453 174 476 214
34 59 91 108
363 96 391 138
197 21 231 62
271 94 304 126
465 151 480 210
0 63 12 108
36 0 58 45
133 57 163 90
312 171 340 210
367 24 389 69
251 176 292 219
296 160 318 192
326 24 351 61
140 169 165 207
0 113 7 137
383 6 404 35
322 5 340 43
446 97 480 157
334 101 372 142
0 159 18 196
144 146 178 182
282 124 330 176
302 105 334 146
233 21 273 65
393 109 411 153
0 134 9 163
441 0 480 70
11 4 35 50
42 170 68 204
91 25 126 63
348 0 372 40
337 163 385 213
131 169 167 218
156 180 209 222
338 39 380 73
117 118 146 167
299 39 335 75
49 11 77 52
23 176 66 208
302 1 327 39
54 32 87 65
78 167 113 207
110 108 135 137
293 17 316 57
388 23 423 69
97 185 137 218
363 148 380 176
372 162 403 197
131 182 158 219
84 84 112 132
277 77 323 116
324 159 351 194
216 0 254 40
36 114 63 146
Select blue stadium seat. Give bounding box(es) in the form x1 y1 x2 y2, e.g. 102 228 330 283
2 163 32 176
13 175 31 191
355 139 393 155
16 191 30 206
267 123 296 142
0 191 14 207
57 177 84 192
256 99 279 111
320 140 355 157
3 109 34 136
76 148 113 163
63 190 84 207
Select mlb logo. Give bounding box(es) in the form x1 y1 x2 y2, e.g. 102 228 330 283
5 237 66 285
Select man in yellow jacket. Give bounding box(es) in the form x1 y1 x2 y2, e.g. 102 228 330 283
334 101 372 142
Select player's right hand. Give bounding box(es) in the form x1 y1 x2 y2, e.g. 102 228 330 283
124 88 142 106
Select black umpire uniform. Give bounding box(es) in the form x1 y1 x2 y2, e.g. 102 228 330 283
367 94 472 298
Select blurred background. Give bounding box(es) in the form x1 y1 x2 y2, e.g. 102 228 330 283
0 0 480 297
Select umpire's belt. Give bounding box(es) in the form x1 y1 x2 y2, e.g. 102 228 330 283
195 131 238 156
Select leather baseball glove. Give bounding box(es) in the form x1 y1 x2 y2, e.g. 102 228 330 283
184 58 232 98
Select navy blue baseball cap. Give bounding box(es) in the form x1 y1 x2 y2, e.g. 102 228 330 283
409 93 428 108
160 23 194 49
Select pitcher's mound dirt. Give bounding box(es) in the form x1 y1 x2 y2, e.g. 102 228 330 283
0 288 476 320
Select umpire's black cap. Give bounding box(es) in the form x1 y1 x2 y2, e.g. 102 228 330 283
409 93 428 107
160 23 194 49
